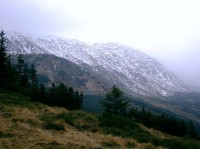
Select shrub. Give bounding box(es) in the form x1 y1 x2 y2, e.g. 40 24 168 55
101 140 120 148
0 131 14 138
99 114 159 143
43 122 65 131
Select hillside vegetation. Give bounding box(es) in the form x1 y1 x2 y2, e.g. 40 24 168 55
0 90 200 149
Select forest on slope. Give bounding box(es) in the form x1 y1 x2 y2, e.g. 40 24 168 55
1 30 200 148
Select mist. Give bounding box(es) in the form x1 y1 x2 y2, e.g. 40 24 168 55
151 48 200 87
0 0 200 87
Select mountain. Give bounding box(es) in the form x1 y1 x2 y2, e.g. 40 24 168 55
11 54 107 94
6 32 188 96
10 54 200 124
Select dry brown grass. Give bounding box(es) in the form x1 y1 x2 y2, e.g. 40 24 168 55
0 97 166 149
138 124 171 140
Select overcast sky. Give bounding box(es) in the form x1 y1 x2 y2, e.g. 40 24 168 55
0 0 200 86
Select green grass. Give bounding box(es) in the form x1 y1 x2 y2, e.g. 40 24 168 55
40 114 65 131
1 90 200 149
99 114 158 142
98 114 200 149
0 90 42 109
56 111 99 132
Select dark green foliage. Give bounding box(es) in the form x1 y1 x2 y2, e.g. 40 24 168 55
163 138 200 149
39 114 65 131
31 83 83 110
16 54 32 90
57 112 74 126
101 140 119 147
83 95 102 113
188 121 199 138
21 64 30 87
0 31 18 90
0 131 14 138
29 64 37 85
38 83 47 102
0 31 8 78
100 86 199 140
100 85 130 116
41 111 98 131
98 114 200 149
16 54 25 81
128 107 199 139
99 114 159 143
0 30 83 110
0 31 37 95
57 111 99 131
125 141 136 148
43 122 65 131
40 114 58 123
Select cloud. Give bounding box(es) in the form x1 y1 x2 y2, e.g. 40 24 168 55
0 0 80 36
0 0 200 86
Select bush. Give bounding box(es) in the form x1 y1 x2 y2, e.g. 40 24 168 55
43 122 65 131
99 114 158 143
56 111 99 131
101 140 120 147
0 131 14 138
163 138 200 149
56 112 74 126
40 114 57 123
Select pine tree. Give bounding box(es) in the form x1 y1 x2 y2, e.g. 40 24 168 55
188 121 198 138
16 55 25 75
38 83 46 103
79 92 84 107
74 91 83 109
0 31 8 71
68 87 75 108
0 31 8 86
16 54 25 87
29 64 37 85
21 64 29 87
100 85 130 116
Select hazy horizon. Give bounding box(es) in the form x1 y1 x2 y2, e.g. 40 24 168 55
1 0 200 87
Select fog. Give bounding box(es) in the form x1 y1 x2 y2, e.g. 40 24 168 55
0 0 200 87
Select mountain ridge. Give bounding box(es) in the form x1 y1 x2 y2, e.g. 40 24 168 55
6 32 189 96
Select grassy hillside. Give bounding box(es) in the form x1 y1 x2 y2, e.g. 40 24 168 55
0 90 200 149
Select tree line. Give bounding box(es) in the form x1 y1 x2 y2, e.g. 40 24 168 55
0 30 83 110
1 30 199 139
31 83 83 110
100 85 199 140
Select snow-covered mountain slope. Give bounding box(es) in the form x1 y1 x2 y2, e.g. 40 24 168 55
6 32 188 96
11 54 107 94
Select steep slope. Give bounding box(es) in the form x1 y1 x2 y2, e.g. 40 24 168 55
10 54 200 124
12 54 107 94
1 90 200 149
6 32 188 96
